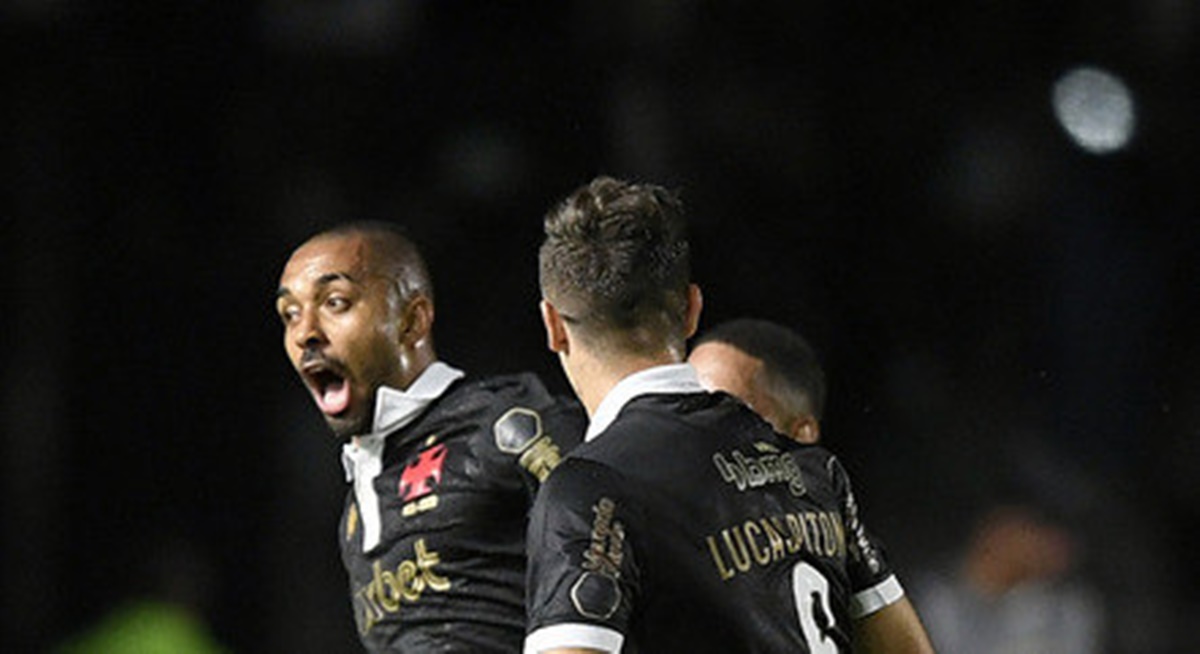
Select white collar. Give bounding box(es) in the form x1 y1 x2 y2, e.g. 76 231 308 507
585 363 704 442
341 361 464 481
369 361 464 438
338 361 464 552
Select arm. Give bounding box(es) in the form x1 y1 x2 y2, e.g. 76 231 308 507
852 597 936 654
524 460 633 654
827 455 934 653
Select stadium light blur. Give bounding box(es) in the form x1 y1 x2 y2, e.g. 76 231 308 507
1051 66 1137 155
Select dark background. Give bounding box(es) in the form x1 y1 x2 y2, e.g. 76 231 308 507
3 1 1197 652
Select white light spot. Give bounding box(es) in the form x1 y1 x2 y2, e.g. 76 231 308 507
1052 66 1136 155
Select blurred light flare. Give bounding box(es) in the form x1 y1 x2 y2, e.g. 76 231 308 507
1051 66 1137 155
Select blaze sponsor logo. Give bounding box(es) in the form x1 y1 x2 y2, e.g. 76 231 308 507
712 442 806 496
352 538 451 635
399 444 447 502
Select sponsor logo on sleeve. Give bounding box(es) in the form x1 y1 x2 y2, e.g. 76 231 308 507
494 407 542 453
571 497 625 620
494 406 564 481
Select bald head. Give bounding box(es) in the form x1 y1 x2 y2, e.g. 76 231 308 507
310 221 434 307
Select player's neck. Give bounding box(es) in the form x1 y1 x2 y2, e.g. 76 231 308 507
393 343 438 391
571 346 681 417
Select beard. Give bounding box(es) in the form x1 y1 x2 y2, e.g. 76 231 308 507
326 415 364 441
323 394 376 441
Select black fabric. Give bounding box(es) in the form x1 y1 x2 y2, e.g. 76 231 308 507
341 373 584 653
526 391 894 653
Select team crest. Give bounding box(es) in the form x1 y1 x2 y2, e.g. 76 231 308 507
399 443 447 503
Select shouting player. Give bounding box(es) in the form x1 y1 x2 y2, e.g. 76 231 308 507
525 177 934 653
276 222 583 652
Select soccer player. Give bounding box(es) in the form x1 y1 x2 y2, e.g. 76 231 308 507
689 318 826 444
525 177 935 653
275 222 583 652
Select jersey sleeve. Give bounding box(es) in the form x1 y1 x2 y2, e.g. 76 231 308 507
524 458 641 654
827 455 906 618
488 376 586 494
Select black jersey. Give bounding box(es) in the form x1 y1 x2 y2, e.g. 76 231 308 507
340 368 584 653
525 372 900 653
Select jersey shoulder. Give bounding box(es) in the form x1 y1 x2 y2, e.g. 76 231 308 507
453 371 553 410
434 372 574 427
584 391 784 459
431 372 584 478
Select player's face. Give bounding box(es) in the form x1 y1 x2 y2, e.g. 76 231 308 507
276 234 407 439
689 341 787 433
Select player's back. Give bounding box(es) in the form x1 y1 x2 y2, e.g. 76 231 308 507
528 390 866 653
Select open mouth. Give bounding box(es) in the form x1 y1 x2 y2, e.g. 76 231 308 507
302 363 351 416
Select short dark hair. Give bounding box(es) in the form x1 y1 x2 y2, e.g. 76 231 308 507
315 220 434 305
694 318 826 421
538 177 691 355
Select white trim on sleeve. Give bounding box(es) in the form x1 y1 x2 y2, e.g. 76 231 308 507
524 623 624 654
849 574 905 619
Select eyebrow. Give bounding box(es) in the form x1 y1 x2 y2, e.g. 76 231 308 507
275 272 361 300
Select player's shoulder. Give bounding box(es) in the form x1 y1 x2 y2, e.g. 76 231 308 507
440 372 583 457
459 371 552 403
469 370 584 428
564 395 735 485
786 439 839 465
772 441 862 503
440 371 572 423
536 449 630 503
770 438 844 476
598 391 731 442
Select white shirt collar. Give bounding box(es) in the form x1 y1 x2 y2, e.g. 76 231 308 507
340 361 464 482
369 361 464 438
338 361 465 553
585 363 704 442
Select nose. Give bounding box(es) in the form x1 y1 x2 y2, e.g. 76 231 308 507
292 305 327 350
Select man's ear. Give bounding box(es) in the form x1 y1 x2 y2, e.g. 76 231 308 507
400 294 435 345
788 415 821 445
683 284 704 339
540 299 569 354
